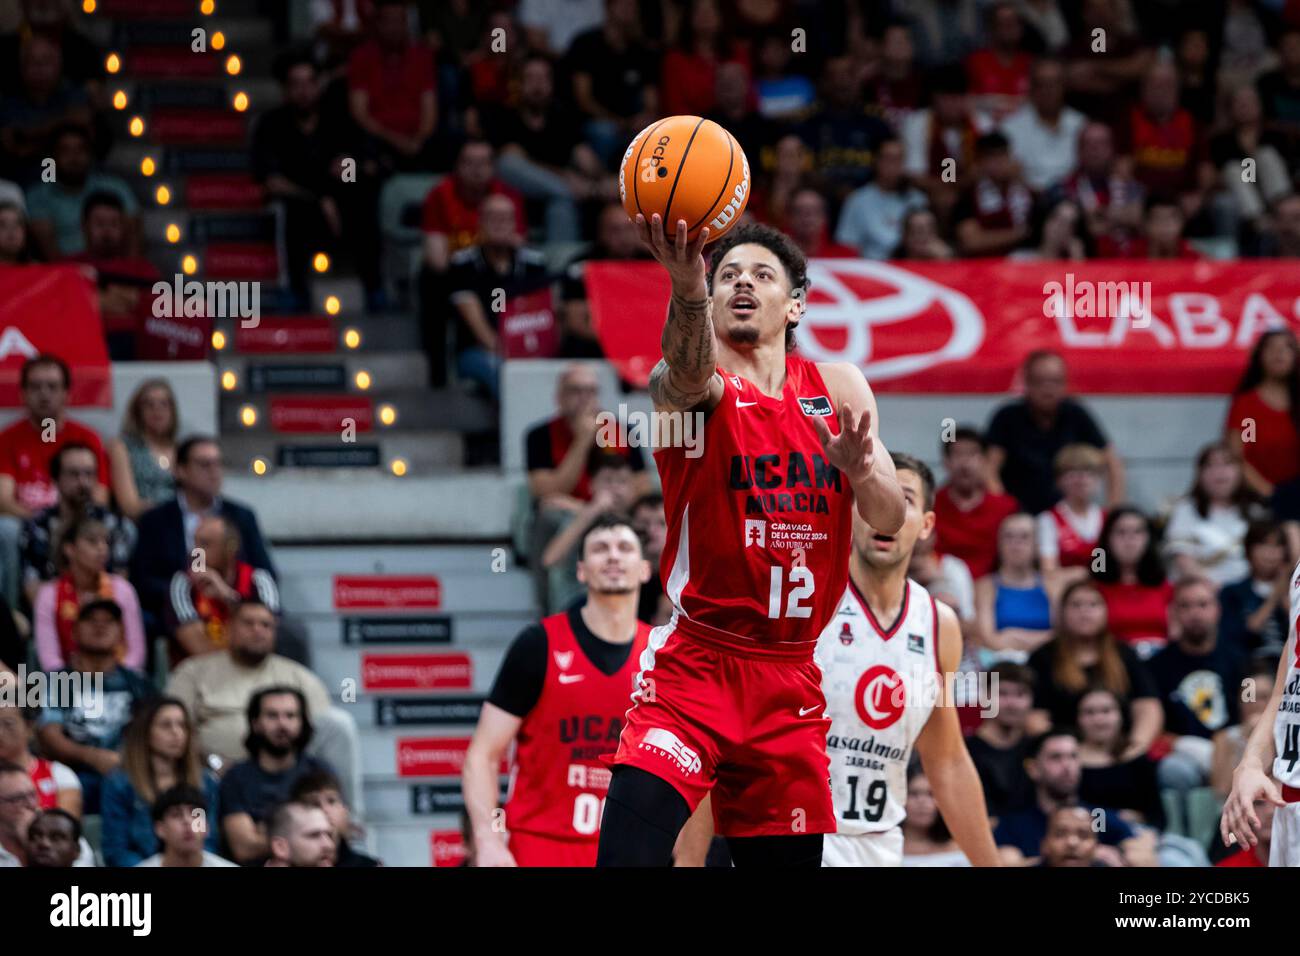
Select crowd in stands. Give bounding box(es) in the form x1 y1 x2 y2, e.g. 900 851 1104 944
0 356 367 868
519 333 1300 867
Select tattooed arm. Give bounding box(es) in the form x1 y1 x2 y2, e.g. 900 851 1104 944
635 213 725 413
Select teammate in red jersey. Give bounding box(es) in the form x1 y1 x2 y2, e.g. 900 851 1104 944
597 215 906 867
463 514 652 867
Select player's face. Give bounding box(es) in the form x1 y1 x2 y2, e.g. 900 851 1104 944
1041 808 1096 866
852 469 933 569
710 244 799 350
577 525 649 596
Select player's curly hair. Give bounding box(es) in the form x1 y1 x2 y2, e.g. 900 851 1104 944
705 223 809 352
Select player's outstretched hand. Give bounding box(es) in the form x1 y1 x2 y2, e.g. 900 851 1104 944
634 213 709 292
813 403 875 485
1219 763 1285 849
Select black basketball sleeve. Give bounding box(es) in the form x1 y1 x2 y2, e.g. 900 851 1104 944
486 625 548 718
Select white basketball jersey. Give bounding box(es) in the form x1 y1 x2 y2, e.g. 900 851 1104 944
1272 560 1300 789
815 578 940 835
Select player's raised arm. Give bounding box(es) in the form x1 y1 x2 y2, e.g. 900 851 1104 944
813 362 906 535
635 213 724 413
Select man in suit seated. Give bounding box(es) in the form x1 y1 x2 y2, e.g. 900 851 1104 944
129 436 307 665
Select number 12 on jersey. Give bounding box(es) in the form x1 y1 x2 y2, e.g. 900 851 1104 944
767 565 815 619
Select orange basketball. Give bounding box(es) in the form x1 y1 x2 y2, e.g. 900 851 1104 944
619 115 750 244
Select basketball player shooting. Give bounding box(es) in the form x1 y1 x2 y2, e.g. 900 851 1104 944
816 454 999 866
1220 556 1300 866
595 211 905 868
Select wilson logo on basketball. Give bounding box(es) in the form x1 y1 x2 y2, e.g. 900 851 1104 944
855 665 905 729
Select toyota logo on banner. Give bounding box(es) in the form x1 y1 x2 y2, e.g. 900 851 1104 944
794 261 985 379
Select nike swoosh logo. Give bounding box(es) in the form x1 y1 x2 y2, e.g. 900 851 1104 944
736 399 758 408
558 674 584 684
798 705 820 716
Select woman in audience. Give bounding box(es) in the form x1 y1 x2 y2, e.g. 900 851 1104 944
1089 507 1174 658
1008 197 1091 261
892 206 954 260
1210 653 1278 798
901 763 969 866
0 702 81 815
0 201 36 265
1218 521 1291 655
1224 329 1300 502
1026 579 1163 756
974 513 1058 663
1037 444 1106 578
658 0 749 118
108 378 179 521
1076 687 1164 827
33 514 146 671
1163 443 1265 586
100 696 220 868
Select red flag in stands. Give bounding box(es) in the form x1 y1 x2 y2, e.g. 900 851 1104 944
0 266 110 406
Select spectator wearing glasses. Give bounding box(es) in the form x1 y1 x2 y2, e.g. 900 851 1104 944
20 442 135 607
130 436 275 634
0 759 39 866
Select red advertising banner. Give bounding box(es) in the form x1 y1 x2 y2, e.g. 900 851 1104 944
397 737 508 777
362 652 472 691
397 737 471 777
586 259 1300 394
270 397 373 433
0 266 110 406
236 317 337 353
333 575 443 609
431 831 466 867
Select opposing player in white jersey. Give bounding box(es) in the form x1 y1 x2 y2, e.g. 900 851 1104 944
1221 558 1300 866
817 453 1000 867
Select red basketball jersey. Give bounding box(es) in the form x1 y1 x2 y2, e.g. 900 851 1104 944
505 612 650 843
655 356 855 649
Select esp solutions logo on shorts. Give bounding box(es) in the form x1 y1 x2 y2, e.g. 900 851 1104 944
640 728 702 774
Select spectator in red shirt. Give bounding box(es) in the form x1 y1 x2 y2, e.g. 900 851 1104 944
68 191 161 361
1090 506 1174 659
954 131 1035 256
0 355 109 517
1120 61 1215 226
347 0 437 173
934 426 1020 578
965 2 1033 121
785 188 858 259
659 0 750 119
420 139 526 273
1116 195 1202 260
1225 329 1300 507
869 22 926 131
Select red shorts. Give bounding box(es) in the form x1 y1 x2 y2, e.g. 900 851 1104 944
508 831 597 867
609 620 835 837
